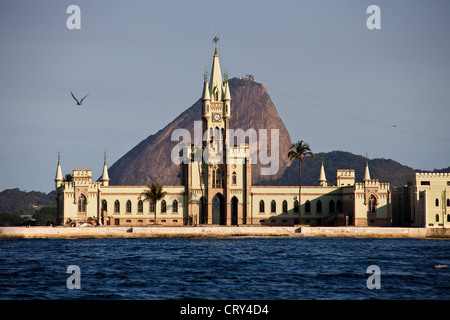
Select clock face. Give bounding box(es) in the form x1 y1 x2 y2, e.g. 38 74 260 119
213 113 221 121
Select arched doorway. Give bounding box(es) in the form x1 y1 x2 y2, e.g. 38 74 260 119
212 193 225 225
231 197 238 225
199 196 207 224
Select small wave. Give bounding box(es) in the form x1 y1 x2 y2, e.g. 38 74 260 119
434 264 448 268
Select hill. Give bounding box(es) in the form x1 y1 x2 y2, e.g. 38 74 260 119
106 77 447 188
107 77 293 186
256 151 417 187
0 188 55 215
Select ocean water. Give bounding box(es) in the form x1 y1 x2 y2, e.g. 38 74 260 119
0 237 449 300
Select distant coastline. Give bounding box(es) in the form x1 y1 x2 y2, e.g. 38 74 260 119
0 226 449 239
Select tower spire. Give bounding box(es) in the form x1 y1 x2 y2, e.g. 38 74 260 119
101 151 110 186
55 152 63 188
318 153 327 186
364 153 371 182
209 35 223 101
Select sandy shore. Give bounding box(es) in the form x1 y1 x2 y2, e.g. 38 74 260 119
0 226 449 239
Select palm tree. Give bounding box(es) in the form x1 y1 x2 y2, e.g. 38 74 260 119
63 173 73 183
288 140 315 225
141 183 167 224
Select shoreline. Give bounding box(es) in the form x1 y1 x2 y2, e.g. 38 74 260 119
0 226 449 239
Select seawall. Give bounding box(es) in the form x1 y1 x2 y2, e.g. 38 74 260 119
0 226 449 239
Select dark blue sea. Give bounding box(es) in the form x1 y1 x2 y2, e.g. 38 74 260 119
0 237 449 301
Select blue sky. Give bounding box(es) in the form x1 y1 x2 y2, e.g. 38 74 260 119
1 0 449 193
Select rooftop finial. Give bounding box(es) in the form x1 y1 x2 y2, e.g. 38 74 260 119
104 151 107 163
213 25 220 56
58 151 60 163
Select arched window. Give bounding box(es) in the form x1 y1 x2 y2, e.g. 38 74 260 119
78 195 86 213
259 200 265 213
316 200 322 213
173 200 178 213
336 200 343 212
138 200 143 213
305 200 311 213
126 200 132 213
114 200 120 213
101 200 107 212
149 201 155 213
271 200 276 213
368 195 377 213
436 214 440 222
161 200 167 213
435 198 439 207
282 200 288 213
215 127 220 139
447 214 450 223
329 200 335 213
232 172 237 185
212 170 216 186
447 198 450 207
294 200 299 213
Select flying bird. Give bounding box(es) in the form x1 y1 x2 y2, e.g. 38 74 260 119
71 92 90 105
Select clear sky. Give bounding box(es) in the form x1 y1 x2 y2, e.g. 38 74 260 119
1 0 449 193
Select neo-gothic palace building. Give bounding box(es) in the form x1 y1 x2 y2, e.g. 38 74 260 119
55 44 393 227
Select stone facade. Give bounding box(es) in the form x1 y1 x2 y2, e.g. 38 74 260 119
55 43 392 227
392 173 450 228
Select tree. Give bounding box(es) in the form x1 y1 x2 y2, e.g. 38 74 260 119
288 140 314 225
64 173 73 183
141 184 167 224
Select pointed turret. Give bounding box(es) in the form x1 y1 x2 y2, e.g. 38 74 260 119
202 79 211 101
55 153 63 189
364 156 371 182
101 153 110 186
318 159 327 187
223 80 231 101
209 47 223 101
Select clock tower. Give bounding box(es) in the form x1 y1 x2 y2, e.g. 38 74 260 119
193 38 241 225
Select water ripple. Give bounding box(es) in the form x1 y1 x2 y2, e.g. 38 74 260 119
0 237 449 299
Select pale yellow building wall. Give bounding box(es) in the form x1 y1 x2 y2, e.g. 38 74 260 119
409 173 450 228
353 181 390 226
59 173 187 226
250 186 346 225
100 186 185 226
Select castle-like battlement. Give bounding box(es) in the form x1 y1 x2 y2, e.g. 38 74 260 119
415 172 450 177
355 182 390 191
336 169 355 177
73 169 92 177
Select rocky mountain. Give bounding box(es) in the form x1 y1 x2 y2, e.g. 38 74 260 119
108 77 293 186
106 77 448 189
